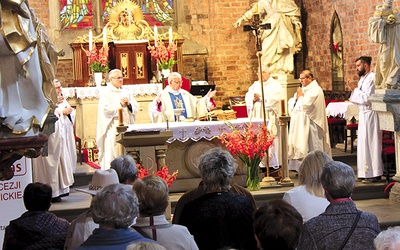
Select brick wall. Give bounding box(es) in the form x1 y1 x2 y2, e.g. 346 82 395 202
31 0 383 106
301 0 381 89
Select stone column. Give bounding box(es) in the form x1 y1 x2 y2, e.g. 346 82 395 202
369 90 400 202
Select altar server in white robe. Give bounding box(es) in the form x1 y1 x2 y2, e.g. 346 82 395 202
150 72 216 122
287 70 331 171
96 69 139 170
245 66 282 168
348 56 383 182
32 79 75 201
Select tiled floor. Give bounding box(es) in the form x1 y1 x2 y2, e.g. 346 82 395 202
50 143 400 229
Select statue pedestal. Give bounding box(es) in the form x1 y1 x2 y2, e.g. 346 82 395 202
370 89 400 201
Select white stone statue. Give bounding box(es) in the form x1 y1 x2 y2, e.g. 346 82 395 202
233 0 302 74
369 0 400 89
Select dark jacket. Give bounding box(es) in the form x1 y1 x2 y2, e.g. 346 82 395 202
179 191 257 250
172 181 256 224
297 200 380 250
3 211 69 250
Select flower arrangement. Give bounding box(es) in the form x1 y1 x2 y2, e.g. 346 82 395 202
137 163 179 188
219 122 275 191
148 40 177 70
86 45 110 73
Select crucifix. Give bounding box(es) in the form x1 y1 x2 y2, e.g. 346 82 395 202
243 12 271 127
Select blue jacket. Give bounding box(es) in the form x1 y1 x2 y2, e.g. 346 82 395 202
77 228 157 250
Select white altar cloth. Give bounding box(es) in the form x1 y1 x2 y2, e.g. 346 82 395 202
326 102 359 120
62 84 162 99
126 118 265 143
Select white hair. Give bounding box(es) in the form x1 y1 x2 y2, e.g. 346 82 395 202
374 226 400 250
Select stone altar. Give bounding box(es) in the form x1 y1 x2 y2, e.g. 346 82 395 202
118 118 264 192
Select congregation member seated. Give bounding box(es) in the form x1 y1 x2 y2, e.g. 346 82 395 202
132 175 198 249
172 173 256 224
2 182 69 250
297 161 381 250
65 169 120 249
374 226 400 250
282 150 332 222
110 154 138 185
149 72 216 122
253 199 303 250
77 183 157 249
177 147 257 250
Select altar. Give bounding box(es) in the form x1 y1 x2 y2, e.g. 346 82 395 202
118 118 264 192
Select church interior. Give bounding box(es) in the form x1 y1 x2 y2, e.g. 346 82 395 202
1 0 400 247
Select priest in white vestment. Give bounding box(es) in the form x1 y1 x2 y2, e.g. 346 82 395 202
32 79 75 201
96 69 139 170
287 70 331 171
150 72 216 123
245 66 282 168
348 56 383 182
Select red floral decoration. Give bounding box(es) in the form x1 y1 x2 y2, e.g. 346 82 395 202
147 41 177 70
86 45 110 73
219 122 276 191
136 163 178 188
219 123 275 163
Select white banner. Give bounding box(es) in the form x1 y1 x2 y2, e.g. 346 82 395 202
0 157 33 247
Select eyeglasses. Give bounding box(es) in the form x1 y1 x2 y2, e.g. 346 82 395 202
298 77 308 81
113 76 124 80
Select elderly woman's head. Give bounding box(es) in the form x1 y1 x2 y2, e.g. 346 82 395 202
167 72 183 91
110 155 137 185
198 147 237 192
299 150 333 197
132 175 169 217
91 183 139 229
321 161 355 200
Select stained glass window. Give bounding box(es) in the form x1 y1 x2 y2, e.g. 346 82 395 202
143 0 174 26
60 0 93 29
59 0 174 30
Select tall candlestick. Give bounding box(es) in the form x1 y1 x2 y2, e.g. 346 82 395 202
88 30 93 50
280 99 286 116
118 108 124 126
169 27 173 44
154 25 158 47
102 27 107 48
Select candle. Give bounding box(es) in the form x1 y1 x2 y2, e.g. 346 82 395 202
102 27 107 48
118 108 124 126
0 106 4 117
280 99 286 116
154 25 158 47
88 30 93 50
169 27 173 44
128 10 131 26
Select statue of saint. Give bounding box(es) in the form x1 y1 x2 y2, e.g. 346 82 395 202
369 0 400 89
0 0 57 135
233 0 302 74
